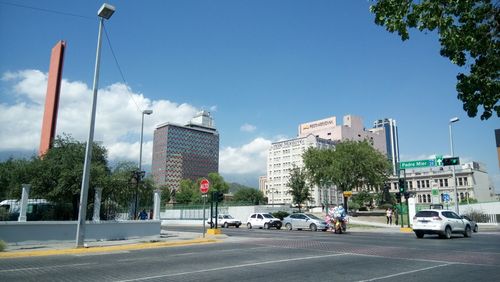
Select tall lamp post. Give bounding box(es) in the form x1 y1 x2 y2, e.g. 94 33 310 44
134 109 153 218
76 3 115 248
449 117 459 214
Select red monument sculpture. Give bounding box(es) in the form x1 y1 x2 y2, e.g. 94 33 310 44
39 41 66 157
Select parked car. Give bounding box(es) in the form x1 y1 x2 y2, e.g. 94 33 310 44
247 213 282 229
283 213 328 231
461 215 479 233
412 209 472 239
209 214 241 228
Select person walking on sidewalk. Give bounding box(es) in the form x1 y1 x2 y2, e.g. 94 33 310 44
386 208 393 225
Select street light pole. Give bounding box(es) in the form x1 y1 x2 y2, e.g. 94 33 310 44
76 3 115 248
134 109 153 219
449 117 459 214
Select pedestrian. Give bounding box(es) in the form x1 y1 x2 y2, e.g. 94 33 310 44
386 207 393 225
139 209 148 220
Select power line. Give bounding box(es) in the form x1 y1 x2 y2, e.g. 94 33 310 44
103 23 142 113
0 1 93 20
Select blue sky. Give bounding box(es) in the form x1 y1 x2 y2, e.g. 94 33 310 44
0 1 498 190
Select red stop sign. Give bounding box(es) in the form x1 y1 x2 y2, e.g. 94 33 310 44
200 178 210 194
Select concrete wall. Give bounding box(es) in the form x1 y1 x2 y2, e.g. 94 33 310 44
459 202 500 214
0 220 161 244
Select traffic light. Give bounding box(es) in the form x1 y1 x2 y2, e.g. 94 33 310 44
214 191 224 203
403 192 410 199
442 157 460 166
395 192 401 203
398 178 405 193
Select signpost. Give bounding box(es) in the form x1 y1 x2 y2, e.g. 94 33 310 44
200 178 209 237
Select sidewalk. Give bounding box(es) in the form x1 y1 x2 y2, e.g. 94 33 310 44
0 230 221 259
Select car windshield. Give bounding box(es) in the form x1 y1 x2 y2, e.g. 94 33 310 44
305 214 321 220
223 215 233 219
415 211 439 217
263 214 275 219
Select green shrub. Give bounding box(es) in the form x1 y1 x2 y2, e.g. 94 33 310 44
0 240 6 252
272 211 290 220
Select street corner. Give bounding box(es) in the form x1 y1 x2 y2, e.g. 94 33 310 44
0 237 219 259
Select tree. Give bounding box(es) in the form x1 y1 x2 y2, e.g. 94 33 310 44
303 140 392 210
233 188 265 205
175 179 196 204
303 147 336 209
30 134 110 219
371 0 499 120
286 166 312 212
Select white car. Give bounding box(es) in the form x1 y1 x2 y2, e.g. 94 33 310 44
412 209 472 239
210 214 241 228
247 213 282 229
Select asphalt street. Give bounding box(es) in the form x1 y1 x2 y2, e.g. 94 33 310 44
1 226 499 282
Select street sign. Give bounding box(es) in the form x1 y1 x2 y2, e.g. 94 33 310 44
399 159 433 169
399 155 446 169
443 193 450 202
200 178 210 194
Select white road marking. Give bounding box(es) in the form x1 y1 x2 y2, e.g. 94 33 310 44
0 262 95 273
113 253 348 282
356 263 453 282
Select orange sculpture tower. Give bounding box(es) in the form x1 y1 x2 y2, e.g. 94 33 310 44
39 41 66 157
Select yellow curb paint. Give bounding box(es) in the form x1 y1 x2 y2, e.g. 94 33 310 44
0 238 217 259
206 228 222 235
400 227 413 233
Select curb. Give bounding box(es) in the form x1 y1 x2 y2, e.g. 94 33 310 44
0 237 218 259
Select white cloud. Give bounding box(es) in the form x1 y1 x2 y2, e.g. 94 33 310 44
0 69 198 166
240 123 257 133
219 137 271 175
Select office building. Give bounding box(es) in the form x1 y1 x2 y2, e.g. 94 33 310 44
371 118 400 175
267 134 336 206
152 111 219 192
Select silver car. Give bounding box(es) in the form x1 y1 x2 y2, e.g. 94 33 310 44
283 213 328 232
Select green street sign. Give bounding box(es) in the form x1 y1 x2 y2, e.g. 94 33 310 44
399 160 432 169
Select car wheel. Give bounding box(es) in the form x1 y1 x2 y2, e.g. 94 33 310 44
285 223 292 231
276 226 281 230
310 223 317 232
247 223 252 229
464 225 472 238
415 231 424 238
443 226 452 239
236 224 240 228
473 225 478 233
264 223 270 229
223 222 229 228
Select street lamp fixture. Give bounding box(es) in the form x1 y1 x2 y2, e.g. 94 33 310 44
134 109 153 219
98 3 115 19
448 117 459 214
76 3 115 248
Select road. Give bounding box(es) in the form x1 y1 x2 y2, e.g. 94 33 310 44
1 225 499 282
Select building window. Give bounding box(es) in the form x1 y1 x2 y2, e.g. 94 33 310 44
444 179 448 187
417 181 421 189
425 180 430 187
439 179 443 187
427 194 431 202
464 177 468 186
458 178 463 186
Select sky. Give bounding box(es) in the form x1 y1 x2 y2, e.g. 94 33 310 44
0 0 498 190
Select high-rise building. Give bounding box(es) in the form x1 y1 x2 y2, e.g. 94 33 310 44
371 118 400 175
267 134 336 206
152 111 219 192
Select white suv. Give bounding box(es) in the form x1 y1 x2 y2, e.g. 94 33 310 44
247 213 282 229
412 209 472 239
